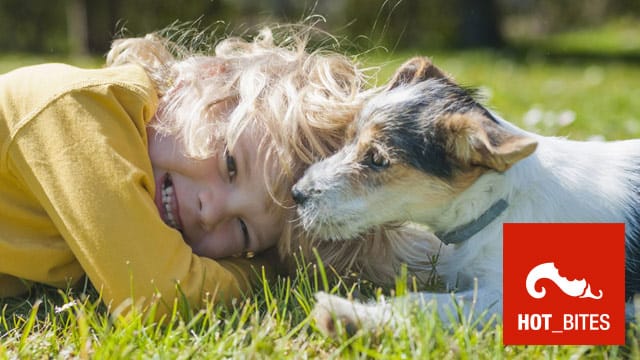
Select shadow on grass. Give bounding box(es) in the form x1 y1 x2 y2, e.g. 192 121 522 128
0 279 106 333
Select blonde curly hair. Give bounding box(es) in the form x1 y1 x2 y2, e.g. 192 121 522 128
106 23 439 286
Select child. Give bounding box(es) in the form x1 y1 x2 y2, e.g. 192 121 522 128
0 24 370 316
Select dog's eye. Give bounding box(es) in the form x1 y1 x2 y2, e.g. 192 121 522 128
364 148 390 170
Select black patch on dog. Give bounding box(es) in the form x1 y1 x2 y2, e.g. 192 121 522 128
389 108 453 179
625 163 640 300
374 79 491 180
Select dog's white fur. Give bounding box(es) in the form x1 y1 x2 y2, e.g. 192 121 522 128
293 57 639 335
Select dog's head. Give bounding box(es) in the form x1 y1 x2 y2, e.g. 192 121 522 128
292 57 537 240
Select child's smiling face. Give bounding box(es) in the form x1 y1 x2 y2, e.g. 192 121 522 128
147 124 282 259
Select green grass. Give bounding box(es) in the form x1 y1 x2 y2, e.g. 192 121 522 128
1 261 637 359
511 17 640 58
2 33 640 358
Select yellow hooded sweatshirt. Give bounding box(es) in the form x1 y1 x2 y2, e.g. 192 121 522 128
0 63 270 315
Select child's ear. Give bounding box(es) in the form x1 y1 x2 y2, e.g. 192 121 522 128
387 57 449 90
445 113 538 172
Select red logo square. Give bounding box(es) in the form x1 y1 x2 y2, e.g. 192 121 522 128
503 223 625 345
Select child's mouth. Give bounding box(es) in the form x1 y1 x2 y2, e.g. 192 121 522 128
160 173 183 231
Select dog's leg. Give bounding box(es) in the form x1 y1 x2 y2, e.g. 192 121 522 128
312 287 501 337
404 287 502 326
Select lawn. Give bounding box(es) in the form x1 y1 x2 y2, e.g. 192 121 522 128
1 32 640 358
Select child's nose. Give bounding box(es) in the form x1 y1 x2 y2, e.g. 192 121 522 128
198 189 228 231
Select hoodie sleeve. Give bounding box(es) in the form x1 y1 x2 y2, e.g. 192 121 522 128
1 64 273 316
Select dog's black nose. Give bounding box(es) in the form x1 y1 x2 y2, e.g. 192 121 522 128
291 187 308 205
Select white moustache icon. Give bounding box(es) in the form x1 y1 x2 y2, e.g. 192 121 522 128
526 262 603 300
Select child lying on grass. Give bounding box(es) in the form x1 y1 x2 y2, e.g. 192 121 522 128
0 23 370 317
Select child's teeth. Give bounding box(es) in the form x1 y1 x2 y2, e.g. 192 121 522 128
162 178 178 228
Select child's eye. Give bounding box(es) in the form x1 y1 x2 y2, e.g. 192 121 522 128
224 148 237 181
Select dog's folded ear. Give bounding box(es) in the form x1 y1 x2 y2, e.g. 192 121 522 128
446 113 538 172
387 57 449 90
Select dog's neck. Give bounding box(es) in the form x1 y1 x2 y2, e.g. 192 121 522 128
435 199 508 245
430 135 635 244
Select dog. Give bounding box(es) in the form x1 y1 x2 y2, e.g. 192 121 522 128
291 57 640 334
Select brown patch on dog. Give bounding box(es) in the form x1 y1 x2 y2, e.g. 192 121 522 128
388 57 450 90
385 164 458 207
450 166 487 194
355 123 381 150
351 118 477 206
355 124 394 165
437 112 538 172
385 154 484 203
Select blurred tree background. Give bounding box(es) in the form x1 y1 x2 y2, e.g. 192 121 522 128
0 0 638 56
1 0 639 141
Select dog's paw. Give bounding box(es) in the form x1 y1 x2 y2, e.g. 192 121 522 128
311 292 392 337
311 292 360 336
